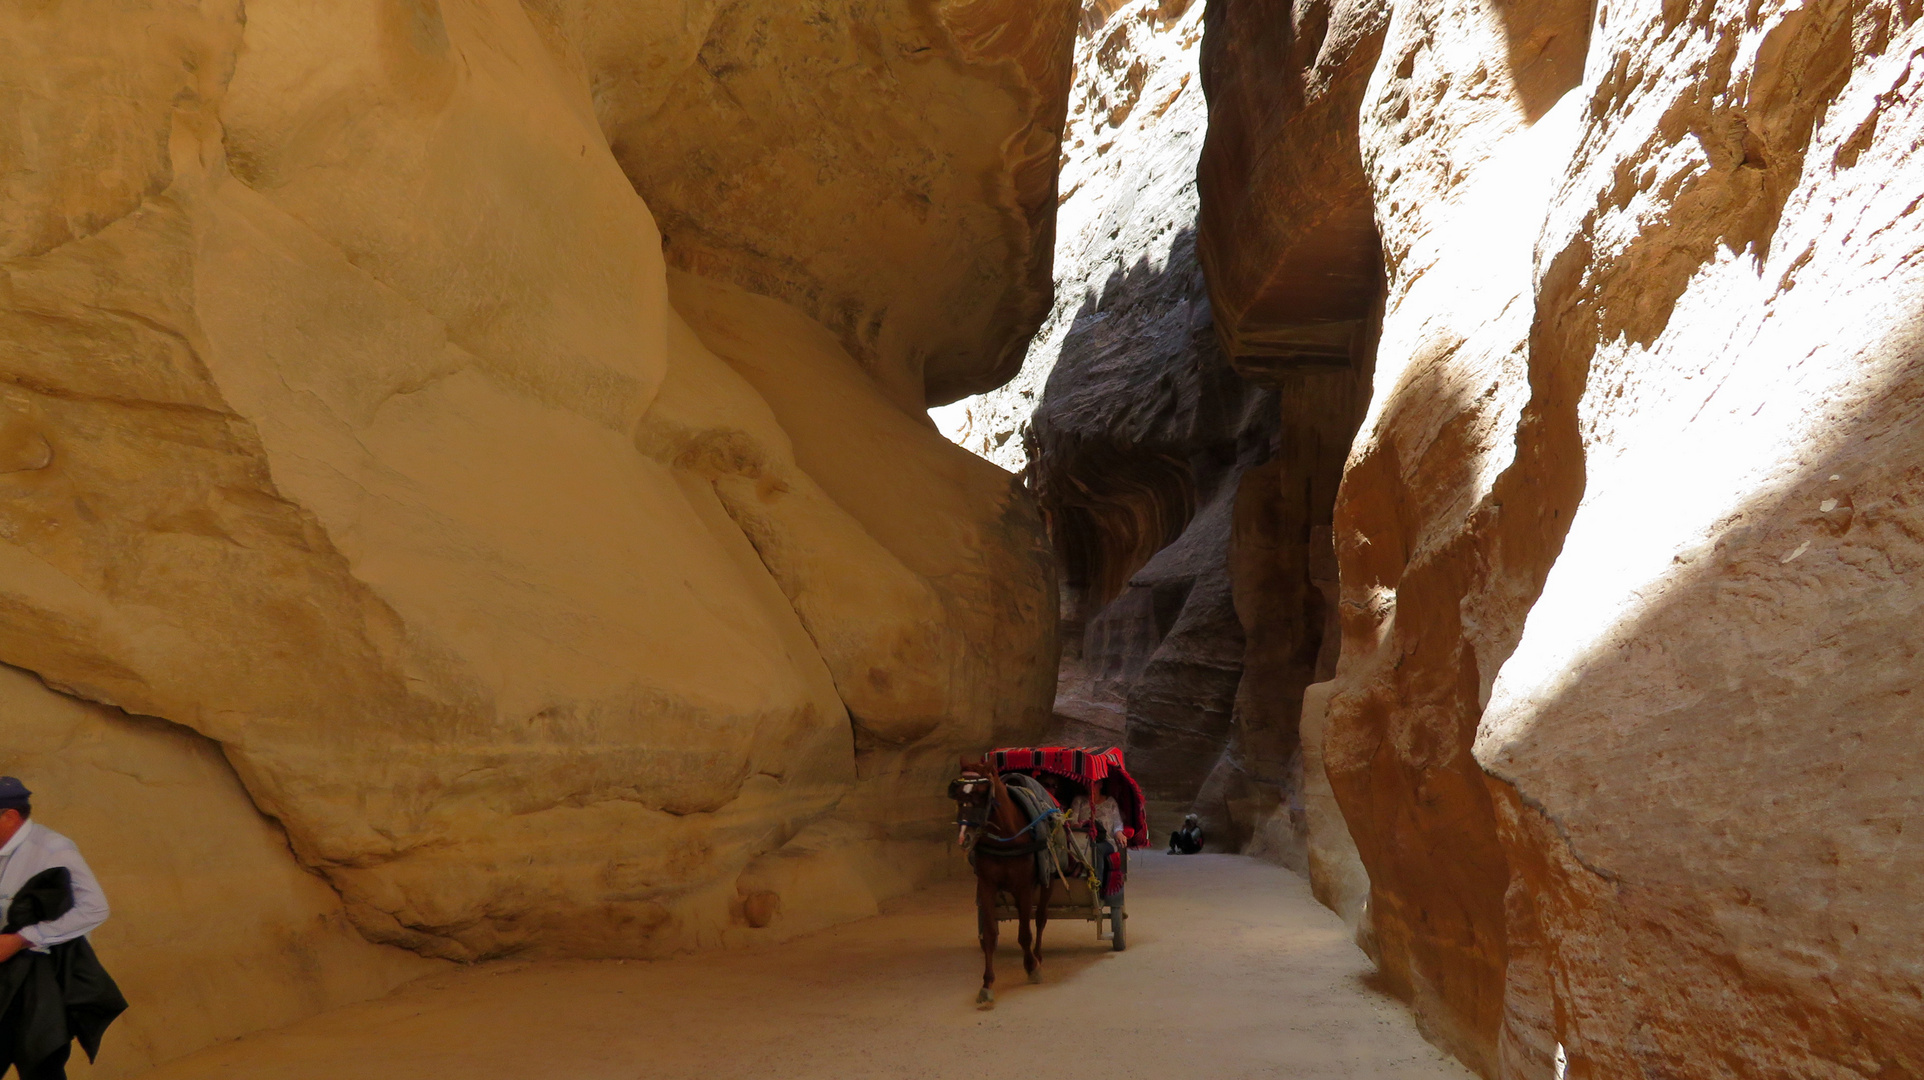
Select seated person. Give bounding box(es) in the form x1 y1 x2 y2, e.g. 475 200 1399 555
1033 772 1070 810
1070 777 1126 843
1069 778 1134 896
1168 812 1204 854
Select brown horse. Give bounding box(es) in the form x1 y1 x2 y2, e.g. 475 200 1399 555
950 756 1053 1008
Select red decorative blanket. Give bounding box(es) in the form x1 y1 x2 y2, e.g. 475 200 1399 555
989 746 1150 849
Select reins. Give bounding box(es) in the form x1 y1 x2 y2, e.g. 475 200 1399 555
992 804 1061 842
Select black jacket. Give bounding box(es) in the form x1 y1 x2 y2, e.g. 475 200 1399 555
0 867 127 1070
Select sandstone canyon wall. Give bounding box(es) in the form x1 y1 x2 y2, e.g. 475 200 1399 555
1 0 1071 1072
1200 0 1924 1074
936 0 1296 846
934 0 1382 862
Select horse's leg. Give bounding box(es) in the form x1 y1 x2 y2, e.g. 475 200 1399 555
1016 870 1040 984
1035 872 1050 967
976 872 998 1007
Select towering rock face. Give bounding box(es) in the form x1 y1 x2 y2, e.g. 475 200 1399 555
1202 0 1924 1074
1189 0 1385 876
1467 3 1924 1073
1196 0 1385 373
0 0 1068 1070
937 0 1288 842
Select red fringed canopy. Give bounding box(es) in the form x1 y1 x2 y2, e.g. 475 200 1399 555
989 746 1150 848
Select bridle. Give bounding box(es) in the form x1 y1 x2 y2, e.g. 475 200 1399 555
948 773 994 847
947 771 1059 857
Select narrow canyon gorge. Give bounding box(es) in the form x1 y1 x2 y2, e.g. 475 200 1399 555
1 0 1919 1076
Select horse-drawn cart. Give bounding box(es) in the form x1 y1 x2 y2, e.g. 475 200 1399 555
983 746 1148 952
1000 844 1129 949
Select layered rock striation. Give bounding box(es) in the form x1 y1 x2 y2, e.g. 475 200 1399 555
1 0 1070 1071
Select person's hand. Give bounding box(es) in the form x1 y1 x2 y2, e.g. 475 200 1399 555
0 934 29 963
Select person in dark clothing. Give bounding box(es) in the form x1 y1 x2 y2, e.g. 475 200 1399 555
0 777 125 1080
1167 813 1205 854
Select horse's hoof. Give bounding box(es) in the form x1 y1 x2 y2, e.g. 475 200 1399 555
976 988 995 1009
1027 969 1042 984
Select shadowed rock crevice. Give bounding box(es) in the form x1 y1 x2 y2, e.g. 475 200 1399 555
941 0 1385 853
1031 229 1283 837
934 0 1306 842
1196 0 1387 369
1182 0 1387 874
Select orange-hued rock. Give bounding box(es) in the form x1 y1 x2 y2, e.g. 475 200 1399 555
1469 2 1924 1073
1204 0 1924 1073
0 0 1060 1067
1317 0 1569 1064
1191 0 1384 874
1194 0 1386 372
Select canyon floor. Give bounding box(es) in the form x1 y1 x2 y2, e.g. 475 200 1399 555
125 854 1470 1080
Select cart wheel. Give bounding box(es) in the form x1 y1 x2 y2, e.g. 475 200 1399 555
1110 896 1126 952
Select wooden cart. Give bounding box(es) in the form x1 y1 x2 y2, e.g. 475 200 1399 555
993 846 1128 950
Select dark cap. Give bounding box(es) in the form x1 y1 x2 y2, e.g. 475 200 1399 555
0 777 30 803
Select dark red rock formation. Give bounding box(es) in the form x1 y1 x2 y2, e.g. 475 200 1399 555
1204 361 1373 865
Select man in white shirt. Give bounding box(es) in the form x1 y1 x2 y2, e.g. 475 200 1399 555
0 776 114 1080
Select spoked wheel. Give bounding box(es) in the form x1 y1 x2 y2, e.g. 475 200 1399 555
1110 894 1126 951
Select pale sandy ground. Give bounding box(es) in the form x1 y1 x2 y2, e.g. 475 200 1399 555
131 854 1473 1080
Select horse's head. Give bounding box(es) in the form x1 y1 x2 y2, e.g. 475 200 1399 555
948 758 996 843
947 774 992 802
947 772 993 811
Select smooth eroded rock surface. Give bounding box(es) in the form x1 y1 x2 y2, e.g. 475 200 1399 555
0 664 435 1079
1 0 1064 1067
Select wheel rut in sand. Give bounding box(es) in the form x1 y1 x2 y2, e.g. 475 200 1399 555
128 855 1473 1080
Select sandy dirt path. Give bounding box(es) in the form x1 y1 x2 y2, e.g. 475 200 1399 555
130 854 1472 1080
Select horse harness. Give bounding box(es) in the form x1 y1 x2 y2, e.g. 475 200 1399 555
948 774 1061 863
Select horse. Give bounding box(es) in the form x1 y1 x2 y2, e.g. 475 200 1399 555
948 756 1055 1007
